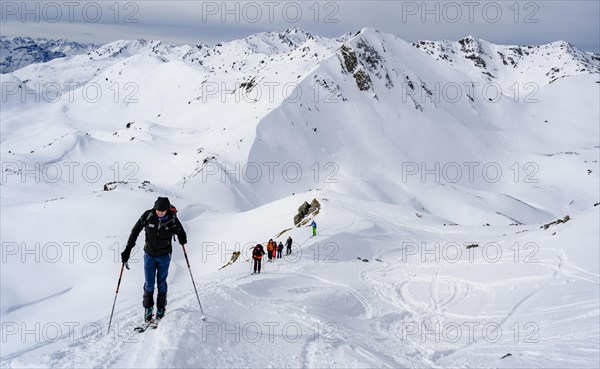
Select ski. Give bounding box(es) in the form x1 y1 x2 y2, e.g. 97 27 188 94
134 318 155 333
150 318 161 329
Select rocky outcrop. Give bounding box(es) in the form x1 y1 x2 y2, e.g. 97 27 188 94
294 199 321 226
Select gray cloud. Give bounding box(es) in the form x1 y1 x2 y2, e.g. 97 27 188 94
1 1 598 50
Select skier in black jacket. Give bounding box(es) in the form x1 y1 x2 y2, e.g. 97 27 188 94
121 197 187 321
252 244 265 274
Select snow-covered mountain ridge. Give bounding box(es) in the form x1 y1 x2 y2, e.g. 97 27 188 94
2 27 598 221
4 28 598 84
413 35 599 84
0 36 97 74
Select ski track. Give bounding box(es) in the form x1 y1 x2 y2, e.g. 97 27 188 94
356 229 600 366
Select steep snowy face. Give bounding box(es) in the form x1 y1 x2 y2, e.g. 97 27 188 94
0 36 97 73
245 28 599 223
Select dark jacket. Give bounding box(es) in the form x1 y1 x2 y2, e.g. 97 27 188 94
126 209 187 256
253 245 265 259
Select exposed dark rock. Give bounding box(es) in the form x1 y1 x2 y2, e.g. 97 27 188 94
356 38 383 72
339 45 358 74
294 199 321 226
103 181 127 191
541 215 571 230
353 70 372 91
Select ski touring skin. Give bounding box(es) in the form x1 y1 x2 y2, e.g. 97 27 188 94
134 318 157 333
150 318 161 329
134 313 167 332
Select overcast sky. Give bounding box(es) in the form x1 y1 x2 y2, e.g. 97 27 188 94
1 1 599 51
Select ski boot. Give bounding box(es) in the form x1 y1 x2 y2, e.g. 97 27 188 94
144 307 153 322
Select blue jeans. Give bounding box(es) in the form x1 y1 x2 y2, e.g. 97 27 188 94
144 252 171 294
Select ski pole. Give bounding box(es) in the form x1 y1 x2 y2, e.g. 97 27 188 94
108 262 128 333
249 245 257 273
181 244 206 321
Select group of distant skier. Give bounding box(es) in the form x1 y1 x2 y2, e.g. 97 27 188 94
119 196 318 322
250 220 317 274
251 236 292 274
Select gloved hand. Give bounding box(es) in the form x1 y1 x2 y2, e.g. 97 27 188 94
121 248 132 263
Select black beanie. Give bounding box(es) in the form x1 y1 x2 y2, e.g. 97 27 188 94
154 197 170 211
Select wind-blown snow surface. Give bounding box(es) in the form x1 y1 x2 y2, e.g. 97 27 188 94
1 28 599 368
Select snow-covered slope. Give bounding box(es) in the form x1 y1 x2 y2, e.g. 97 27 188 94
1 28 598 368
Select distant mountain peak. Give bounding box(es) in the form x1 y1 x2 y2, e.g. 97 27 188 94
1 36 97 74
